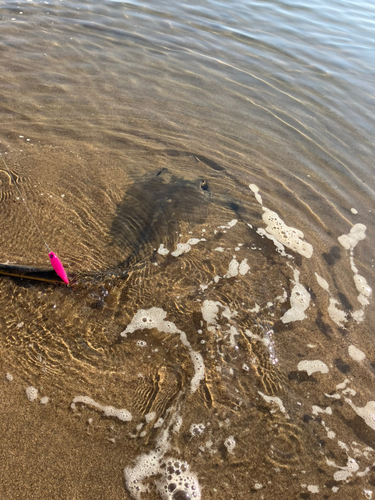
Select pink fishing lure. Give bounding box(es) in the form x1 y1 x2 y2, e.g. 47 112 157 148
48 251 69 284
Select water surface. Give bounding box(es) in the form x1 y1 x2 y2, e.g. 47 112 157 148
0 0 375 498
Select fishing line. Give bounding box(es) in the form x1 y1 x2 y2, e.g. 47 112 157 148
0 153 51 252
0 153 69 284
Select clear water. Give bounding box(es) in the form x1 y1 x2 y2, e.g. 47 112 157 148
0 0 374 498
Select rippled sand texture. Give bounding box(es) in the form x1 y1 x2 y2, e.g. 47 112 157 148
0 0 375 499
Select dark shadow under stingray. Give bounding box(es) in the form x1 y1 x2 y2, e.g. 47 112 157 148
110 168 211 271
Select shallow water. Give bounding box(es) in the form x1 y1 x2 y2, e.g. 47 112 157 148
0 0 375 498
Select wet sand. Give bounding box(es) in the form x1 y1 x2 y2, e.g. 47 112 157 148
1 0 375 498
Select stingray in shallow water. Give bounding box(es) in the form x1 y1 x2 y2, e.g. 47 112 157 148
1 163 373 500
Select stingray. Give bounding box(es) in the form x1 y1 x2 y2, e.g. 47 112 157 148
0 168 212 284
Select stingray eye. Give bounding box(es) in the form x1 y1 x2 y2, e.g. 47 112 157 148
200 180 208 191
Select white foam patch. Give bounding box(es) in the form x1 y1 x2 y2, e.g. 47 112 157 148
328 298 347 327
348 345 366 362
307 485 319 494
250 184 313 258
249 183 263 205
338 224 372 316
326 456 359 481
125 416 201 500
122 308 205 393
297 360 329 376
262 209 313 258
336 379 350 391
281 269 311 323
325 392 341 400
239 258 250 275
338 224 367 250
154 418 164 428
227 325 240 348
345 400 375 431
353 274 372 303
315 273 329 291
249 303 260 313
190 423 205 436
171 238 205 257
225 257 239 278
312 405 332 416
258 391 286 414
314 272 348 327
5 373 13 382
157 244 169 255
145 411 156 423
224 435 236 454
219 219 238 229
72 396 132 421
125 448 163 499
201 300 220 326
40 396 49 405
26 386 38 402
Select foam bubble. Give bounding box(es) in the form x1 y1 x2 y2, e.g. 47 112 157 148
281 269 311 323
201 300 220 326
171 238 205 257
26 386 38 402
225 257 239 278
338 223 367 250
219 219 238 229
239 258 250 275
312 405 332 416
190 423 205 436
154 418 164 428
262 209 313 258
348 345 366 362
336 379 350 391
5 373 13 382
328 298 347 327
353 274 372 300
224 435 236 454
258 391 286 414
72 396 132 421
122 308 205 393
157 244 170 255
297 360 329 376
249 183 263 205
145 411 156 423
307 485 319 494
125 421 201 500
315 273 329 291
157 459 201 500
337 224 372 319
326 456 359 481
122 308 179 336
345 400 375 431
